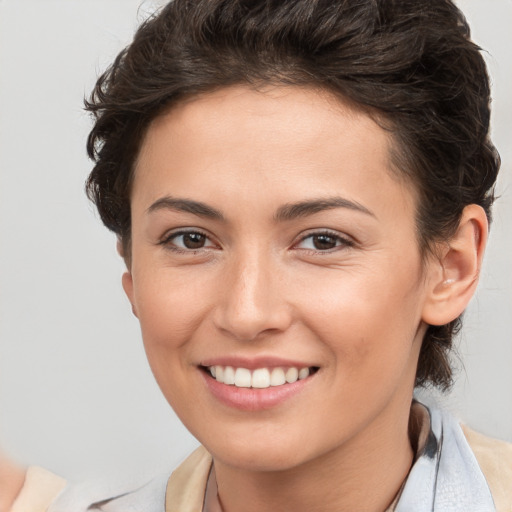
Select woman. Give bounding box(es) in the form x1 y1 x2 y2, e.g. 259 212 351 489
21 0 512 510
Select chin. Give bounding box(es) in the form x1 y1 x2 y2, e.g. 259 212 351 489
195 422 331 473
210 442 309 472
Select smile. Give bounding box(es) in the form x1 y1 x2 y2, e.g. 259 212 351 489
206 365 315 389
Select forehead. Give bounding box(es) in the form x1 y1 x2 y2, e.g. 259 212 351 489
133 85 415 217
145 85 382 151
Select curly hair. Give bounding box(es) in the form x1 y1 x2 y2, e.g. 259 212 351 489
85 0 500 389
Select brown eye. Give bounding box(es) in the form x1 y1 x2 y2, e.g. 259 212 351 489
162 230 214 251
295 231 353 252
311 234 338 250
182 232 206 249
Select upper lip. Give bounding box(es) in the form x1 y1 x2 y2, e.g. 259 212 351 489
199 356 317 370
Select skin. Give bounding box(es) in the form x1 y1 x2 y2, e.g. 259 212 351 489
122 85 487 512
0 453 25 512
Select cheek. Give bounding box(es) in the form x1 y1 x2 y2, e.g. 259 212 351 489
134 274 205 415
135 265 212 337
295 263 425 373
132 270 209 381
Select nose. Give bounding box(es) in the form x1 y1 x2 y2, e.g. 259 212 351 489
213 251 293 342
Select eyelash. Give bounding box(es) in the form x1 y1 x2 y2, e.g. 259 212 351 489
159 228 354 255
293 230 354 253
159 229 216 254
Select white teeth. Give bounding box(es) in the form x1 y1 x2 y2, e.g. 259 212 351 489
298 367 310 380
285 367 299 383
234 368 252 388
208 365 313 388
270 367 286 386
223 366 235 385
252 368 270 388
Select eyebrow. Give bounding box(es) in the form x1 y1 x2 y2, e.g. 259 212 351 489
147 197 225 220
147 195 374 222
274 197 375 222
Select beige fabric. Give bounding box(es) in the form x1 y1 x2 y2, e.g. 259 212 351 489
10 467 66 512
462 425 512 512
165 446 212 512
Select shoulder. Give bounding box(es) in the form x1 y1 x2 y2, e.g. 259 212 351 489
462 425 512 512
10 466 66 512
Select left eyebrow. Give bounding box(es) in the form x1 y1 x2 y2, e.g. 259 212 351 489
274 197 375 222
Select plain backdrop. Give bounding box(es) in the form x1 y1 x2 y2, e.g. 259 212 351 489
0 0 511 481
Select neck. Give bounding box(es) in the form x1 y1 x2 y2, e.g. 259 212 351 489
214 397 414 512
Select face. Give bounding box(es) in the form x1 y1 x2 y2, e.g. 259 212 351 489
124 85 433 472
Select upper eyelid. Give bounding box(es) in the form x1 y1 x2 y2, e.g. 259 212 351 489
160 227 211 241
295 229 354 244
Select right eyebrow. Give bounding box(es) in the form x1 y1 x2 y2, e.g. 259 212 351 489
147 196 225 221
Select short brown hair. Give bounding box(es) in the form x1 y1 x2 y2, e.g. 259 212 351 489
85 0 500 389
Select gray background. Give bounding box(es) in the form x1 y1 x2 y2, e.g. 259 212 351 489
0 0 511 481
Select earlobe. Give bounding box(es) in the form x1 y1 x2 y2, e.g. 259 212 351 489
422 204 488 326
122 271 138 318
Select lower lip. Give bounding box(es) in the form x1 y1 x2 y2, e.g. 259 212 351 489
201 370 314 411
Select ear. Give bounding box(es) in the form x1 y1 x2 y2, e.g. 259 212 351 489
422 204 488 326
122 270 138 318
